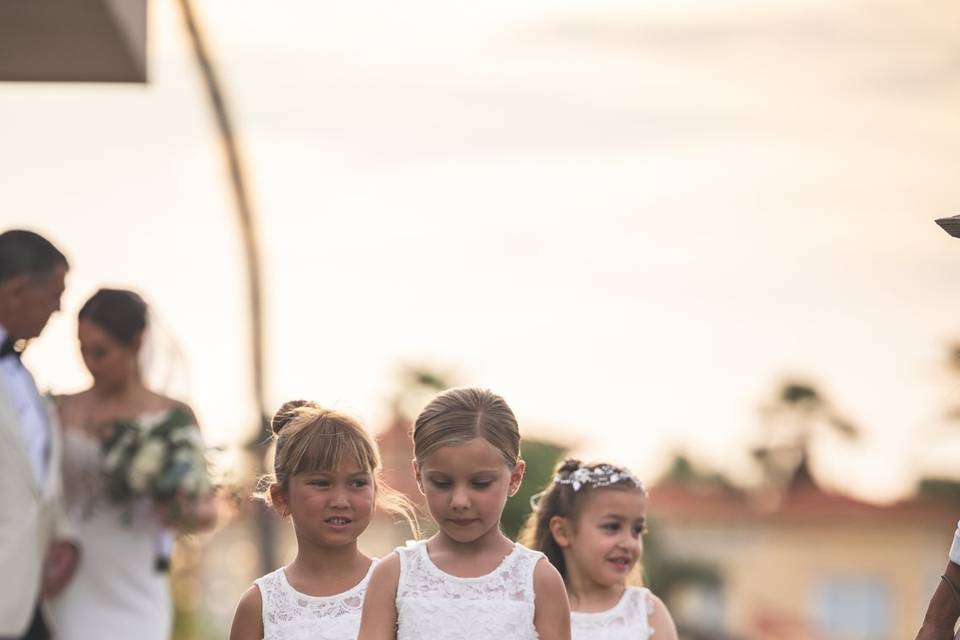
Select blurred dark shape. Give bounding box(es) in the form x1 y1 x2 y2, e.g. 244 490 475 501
752 379 859 502
643 517 721 602
918 477 960 502
0 0 147 82
660 453 739 493
501 438 569 540
936 215 960 238
943 342 960 422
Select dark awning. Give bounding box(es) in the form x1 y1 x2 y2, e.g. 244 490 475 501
0 0 148 83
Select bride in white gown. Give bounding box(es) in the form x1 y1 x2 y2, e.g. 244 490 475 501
47 289 216 640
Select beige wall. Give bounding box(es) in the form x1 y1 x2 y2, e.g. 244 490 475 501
658 515 953 639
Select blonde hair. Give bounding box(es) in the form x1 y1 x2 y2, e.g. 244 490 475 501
413 387 520 468
260 399 419 538
519 458 646 584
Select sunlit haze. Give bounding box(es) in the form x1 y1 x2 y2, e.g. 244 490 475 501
3 0 959 502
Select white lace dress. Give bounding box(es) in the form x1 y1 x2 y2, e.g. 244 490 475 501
395 540 544 640
254 560 377 640
47 416 177 640
570 587 654 640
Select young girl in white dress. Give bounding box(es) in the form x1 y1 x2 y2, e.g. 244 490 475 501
358 387 571 640
522 459 678 640
230 401 417 640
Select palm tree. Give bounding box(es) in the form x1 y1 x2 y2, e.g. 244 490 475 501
752 380 859 494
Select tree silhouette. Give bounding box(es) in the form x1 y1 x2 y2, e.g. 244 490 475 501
752 380 859 494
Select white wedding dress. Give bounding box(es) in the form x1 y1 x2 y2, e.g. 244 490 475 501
48 412 177 640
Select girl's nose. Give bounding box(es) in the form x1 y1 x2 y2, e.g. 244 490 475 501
450 486 470 510
330 486 350 507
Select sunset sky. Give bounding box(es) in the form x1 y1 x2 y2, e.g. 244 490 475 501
3 0 959 502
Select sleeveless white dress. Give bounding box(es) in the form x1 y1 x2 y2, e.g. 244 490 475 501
570 587 654 640
254 560 377 640
395 540 544 640
48 410 184 640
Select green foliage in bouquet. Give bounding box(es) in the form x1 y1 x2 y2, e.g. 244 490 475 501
101 407 211 520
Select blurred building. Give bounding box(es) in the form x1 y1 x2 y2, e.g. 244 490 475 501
651 465 956 640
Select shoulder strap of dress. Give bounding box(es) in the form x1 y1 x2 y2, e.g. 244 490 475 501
253 568 286 627
395 539 423 588
631 587 654 626
511 544 546 601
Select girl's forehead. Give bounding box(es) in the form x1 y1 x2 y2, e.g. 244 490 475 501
579 486 647 516
299 456 372 476
419 437 511 471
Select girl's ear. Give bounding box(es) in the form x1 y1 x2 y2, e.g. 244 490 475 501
549 515 573 548
412 459 426 496
507 459 526 497
269 483 290 517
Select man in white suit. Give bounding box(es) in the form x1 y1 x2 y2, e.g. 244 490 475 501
0 230 78 640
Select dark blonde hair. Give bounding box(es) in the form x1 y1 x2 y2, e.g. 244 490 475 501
413 387 520 468
262 399 419 537
519 458 646 582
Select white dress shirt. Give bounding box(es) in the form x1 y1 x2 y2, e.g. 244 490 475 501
0 324 50 487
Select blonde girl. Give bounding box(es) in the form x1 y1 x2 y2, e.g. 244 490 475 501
521 459 678 640
231 400 417 640
358 387 570 640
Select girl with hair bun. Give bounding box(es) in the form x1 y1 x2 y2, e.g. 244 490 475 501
520 458 678 640
230 400 418 640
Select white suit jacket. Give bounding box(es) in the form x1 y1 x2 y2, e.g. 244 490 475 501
0 369 70 636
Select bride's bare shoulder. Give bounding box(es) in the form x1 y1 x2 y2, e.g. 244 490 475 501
149 391 199 424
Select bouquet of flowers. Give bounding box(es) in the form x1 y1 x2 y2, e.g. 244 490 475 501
101 407 211 522
101 408 211 571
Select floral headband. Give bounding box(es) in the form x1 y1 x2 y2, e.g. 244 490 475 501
555 464 644 492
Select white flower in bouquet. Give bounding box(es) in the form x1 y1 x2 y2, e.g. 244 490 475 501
127 437 166 493
179 467 206 495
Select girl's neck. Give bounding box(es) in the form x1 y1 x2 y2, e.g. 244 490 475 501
292 540 368 575
564 568 626 613
285 540 372 598
432 525 513 557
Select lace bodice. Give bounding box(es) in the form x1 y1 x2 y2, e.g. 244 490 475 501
570 587 654 640
255 561 377 640
396 540 544 640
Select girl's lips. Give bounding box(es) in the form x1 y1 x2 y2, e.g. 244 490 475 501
449 518 479 526
324 517 353 529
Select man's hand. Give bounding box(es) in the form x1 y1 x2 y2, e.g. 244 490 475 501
916 561 960 640
916 622 955 640
42 539 80 599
